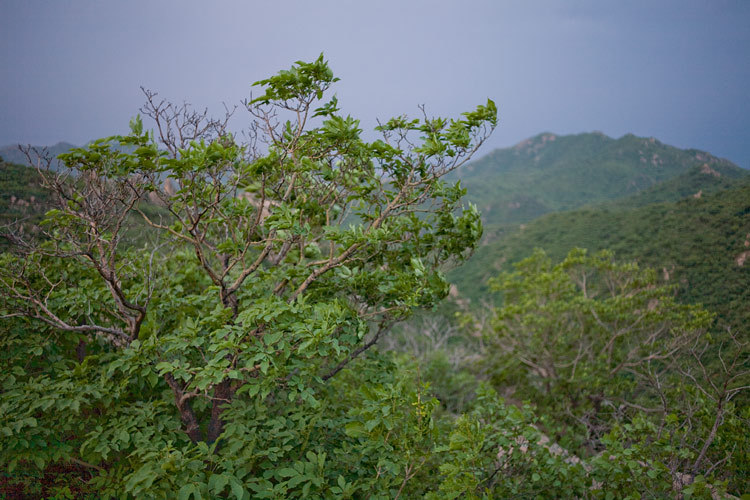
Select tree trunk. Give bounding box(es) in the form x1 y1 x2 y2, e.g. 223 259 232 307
206 379 233 444
164 374 203 443
75 339 87 363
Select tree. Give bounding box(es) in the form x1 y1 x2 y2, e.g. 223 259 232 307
0 55 496 497
482 248 749 495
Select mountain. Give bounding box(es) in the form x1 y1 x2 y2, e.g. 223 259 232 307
604 161 747 209
0 159 168 251
450 174 750 330
0 142 77 168
0 161 54 250
450 132 742 240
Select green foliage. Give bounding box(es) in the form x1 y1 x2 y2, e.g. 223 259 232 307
0 161 53 250
477 249 748 496
428 384 590 499
2 56 746 500
420 350 479 415
448 131 745 240
0 55 498 498
455 176 750 330
251 53 338 105
485 250 707 446
604 162 748 209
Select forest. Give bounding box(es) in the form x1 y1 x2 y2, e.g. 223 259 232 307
0 56 748 499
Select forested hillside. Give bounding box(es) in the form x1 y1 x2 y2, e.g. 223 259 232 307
604 161 748 209
450 174 750 330
0 158 169 253
0 161 53 250
450 131 742 239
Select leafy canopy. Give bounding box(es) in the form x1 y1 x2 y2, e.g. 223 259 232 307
0 55 496 498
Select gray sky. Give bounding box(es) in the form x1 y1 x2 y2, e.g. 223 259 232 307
2 0 749 167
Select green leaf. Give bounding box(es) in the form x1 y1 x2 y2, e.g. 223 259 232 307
264 331 283 346
147 371 159 388
119 429 130 444
344 421 366 438
209 474 229 494
277 467 298 478
229 477 245 499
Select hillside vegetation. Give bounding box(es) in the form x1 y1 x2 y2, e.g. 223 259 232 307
0 161 53 249
451 174 750 329
451 132 743 239
0 159 170 251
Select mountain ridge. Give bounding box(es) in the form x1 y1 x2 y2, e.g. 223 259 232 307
0 141 78 167
452 131 744 240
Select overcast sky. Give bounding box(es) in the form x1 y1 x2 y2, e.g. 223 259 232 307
1 1 749 167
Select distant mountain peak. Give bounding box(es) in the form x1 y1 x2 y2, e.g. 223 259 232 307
515 132 559 145
449 131 746 236
0 142 78 168
700 163 721 177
